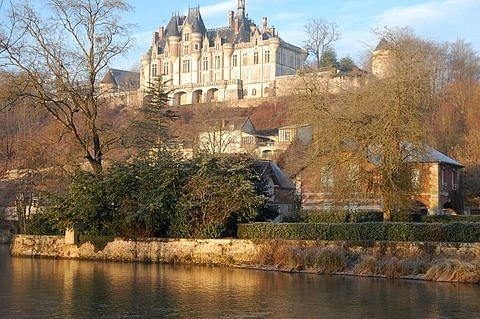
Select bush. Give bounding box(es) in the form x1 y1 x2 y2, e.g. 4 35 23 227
349 211 383 223
297 209 383 223
444 222 480 242
237 222 480 243
391 212 423 222
421 215 480 223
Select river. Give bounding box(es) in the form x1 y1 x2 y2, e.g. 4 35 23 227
1 244 479 318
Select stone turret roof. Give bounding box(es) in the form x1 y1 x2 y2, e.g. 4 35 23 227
375 38 390 51
165 15 184 38
186 7 207 34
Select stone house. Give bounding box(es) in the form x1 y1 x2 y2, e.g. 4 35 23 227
299 145 464 215
197 117 312 159
139 0 307 106
256 160 296 216
410 146 464 214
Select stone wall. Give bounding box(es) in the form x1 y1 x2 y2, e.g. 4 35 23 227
10 235 260 265
11 235 480 266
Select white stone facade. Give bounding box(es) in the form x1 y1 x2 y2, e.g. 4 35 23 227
140 1 307 106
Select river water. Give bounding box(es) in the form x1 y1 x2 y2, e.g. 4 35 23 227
1 245 479 318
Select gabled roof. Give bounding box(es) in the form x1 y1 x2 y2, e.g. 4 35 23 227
101 68 140 91
368 143 464 168
256 160 296 190
204 117 254 132
414 146 464 167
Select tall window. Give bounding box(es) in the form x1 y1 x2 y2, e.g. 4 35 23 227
214 56 221 69
202 57 209 71
264 50 270 63
232 54 238 67
320 167 334 188
182 59 191 73
184 33 190 41
163 62 169 75
254 52 259 64
152 64 157 76
183 44 189 55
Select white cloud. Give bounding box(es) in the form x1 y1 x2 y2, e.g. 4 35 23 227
200 1 236 22
375 0 479 39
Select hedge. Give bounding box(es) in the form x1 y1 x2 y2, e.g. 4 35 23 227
299 210 383 223
237 222 480 243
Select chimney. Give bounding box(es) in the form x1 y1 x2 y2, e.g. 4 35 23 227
229 11 234 28
262 17 267 31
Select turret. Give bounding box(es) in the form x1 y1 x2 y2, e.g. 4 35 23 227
238 0 245 18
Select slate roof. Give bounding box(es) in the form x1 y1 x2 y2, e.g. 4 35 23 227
101 68 140 91
375 38 390 51
185 7 207 34
368 143 464 168
412 146 464 167
256 160 296 190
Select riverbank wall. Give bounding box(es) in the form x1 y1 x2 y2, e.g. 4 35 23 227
10 235 480 283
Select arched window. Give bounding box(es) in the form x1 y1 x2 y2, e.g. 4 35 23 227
252 88 256 96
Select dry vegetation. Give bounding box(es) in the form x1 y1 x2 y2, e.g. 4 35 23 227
252 239 480 283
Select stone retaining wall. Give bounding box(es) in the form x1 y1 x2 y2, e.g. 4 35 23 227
10 235 260 265
11 235 480 266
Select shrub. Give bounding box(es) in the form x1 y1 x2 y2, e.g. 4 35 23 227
349 211 383 223
238 222 480 242
391 212 423 222
422 215 480 223
444 222 480 242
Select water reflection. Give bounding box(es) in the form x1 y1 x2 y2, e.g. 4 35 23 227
1 244 479 318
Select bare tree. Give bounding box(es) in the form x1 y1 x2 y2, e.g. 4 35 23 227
0 0 133 174
198 120 243 155
304 18 340 68
290 28 447 220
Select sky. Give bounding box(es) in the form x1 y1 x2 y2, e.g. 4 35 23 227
3 0 479 69
113 0 479 70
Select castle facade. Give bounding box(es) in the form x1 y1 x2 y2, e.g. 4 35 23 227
140 0 307 106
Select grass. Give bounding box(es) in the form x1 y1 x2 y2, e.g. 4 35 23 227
252 239 479 282
425 259 480 283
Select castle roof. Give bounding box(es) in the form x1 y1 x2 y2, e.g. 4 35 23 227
164 15 183 37
375 38 390 51
185 7 207 34
101 68 140 91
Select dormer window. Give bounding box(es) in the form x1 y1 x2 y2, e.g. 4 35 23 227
184 33 190 42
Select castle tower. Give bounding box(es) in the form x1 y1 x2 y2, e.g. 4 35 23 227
238 0 245 18
371 38 392 78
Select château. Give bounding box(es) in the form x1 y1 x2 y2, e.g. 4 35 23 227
140 0 307 106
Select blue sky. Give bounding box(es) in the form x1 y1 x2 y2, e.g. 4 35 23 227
114 0 479 70
3 0 478 69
